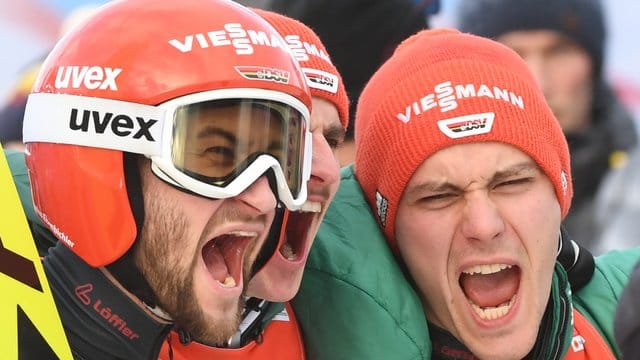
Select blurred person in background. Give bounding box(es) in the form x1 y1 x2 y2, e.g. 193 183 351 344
591 148 640 253
237 0 440 165
0 3 101 151
457 0 638 254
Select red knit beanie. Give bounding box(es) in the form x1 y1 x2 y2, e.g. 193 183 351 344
355 28 572 253
253 8 349 129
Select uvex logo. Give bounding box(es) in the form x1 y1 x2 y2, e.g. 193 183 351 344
69 108 158 141
55 66 122 91
74 283 140 340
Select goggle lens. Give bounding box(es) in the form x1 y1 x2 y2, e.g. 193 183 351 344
170 98 306 199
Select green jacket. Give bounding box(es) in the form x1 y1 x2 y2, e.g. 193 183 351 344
292 165 640 359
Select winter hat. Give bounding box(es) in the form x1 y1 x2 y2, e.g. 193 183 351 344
253 8 349 129
355 28 572 253
457 0 606 78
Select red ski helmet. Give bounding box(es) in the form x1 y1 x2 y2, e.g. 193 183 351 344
23 0 312 267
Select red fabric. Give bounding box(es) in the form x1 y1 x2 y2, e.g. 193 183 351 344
564 309 615 360
157 302 305 360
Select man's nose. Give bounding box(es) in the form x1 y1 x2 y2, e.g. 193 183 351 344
236 175 277 214
309 136 340 189
460 193 505 242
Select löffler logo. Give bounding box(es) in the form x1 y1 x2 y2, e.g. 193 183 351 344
74 283 140 340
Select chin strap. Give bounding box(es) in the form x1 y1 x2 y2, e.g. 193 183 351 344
227 297 270 347
250 205 288 277
104 153 160 308
249 166 291 277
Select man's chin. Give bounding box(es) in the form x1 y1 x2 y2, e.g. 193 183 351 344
185 302 243 346
246 266 304 302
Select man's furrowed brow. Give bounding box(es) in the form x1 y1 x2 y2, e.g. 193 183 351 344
492 161 539 181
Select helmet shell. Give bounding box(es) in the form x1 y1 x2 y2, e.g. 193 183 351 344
25 0 311 267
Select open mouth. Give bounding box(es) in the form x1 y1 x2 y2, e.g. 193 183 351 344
201 231 256 288
278 201 321 261
459 264 520 321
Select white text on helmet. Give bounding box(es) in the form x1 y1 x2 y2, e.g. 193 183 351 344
54 66 122 91
396 81 525 123
283 35 331 63
34 206 75 248
69 108 158 141
168 23 290 55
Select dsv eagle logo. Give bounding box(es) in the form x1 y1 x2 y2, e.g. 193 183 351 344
234 66 290 84
437 112 495 139
68 108 158 141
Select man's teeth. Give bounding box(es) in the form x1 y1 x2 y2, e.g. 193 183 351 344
280 242 296 260
469 296 516 320
463 263 512 275
220 275 236 288
299 201 321 213
227 231 257 237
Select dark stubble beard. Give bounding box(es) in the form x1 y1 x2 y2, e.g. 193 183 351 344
134 194 245 346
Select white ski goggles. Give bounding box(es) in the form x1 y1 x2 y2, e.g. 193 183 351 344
23 89 312 210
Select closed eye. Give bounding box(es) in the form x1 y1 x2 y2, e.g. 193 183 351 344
493 177 534 191
204 146 232 156
416 192 459 210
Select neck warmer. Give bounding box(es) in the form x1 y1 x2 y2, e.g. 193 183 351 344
24 242 174 359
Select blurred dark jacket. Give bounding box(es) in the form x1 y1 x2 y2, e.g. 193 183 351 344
563 80 637 253
614 260 640 359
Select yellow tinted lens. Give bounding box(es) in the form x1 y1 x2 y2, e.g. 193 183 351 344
171 99 305 195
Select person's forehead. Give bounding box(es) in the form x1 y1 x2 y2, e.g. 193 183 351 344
410 142 536 181
496 29 582 50
311 97 340 127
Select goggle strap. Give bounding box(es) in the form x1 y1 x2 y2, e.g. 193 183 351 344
250 205 288 277
23 93 165 156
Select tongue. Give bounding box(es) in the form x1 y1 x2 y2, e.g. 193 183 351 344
202 242 230 282
460 267 519 307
